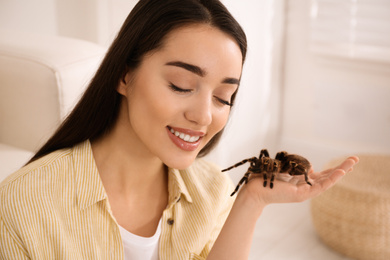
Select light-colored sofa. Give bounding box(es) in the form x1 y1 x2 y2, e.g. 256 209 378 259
0 30 106 181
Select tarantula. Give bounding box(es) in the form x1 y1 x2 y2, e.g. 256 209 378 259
222 149 312 196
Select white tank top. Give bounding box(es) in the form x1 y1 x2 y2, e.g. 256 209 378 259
118 219 162 260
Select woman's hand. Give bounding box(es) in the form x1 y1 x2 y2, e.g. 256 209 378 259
209 155 359 260
238 156 359 209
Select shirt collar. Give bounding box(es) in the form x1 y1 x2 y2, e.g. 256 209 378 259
72 140 193 210
73 140 107 210
168 168 193 204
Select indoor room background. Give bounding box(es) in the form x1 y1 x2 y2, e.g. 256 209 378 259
1 0 389 259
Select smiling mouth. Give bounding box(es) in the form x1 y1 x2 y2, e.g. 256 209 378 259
168 127 201 143
167 126 205 152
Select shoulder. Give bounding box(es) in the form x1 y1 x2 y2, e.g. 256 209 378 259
0 148 72 189
0 148 73 212
188 158 232 183
180 159 235 200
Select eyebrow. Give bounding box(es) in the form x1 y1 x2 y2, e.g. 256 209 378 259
166 61 205 77
165 61 240 85
222 77 240 85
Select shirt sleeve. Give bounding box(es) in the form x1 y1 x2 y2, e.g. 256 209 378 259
0 216 30 260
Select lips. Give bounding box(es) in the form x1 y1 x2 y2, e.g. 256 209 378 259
169 128 200 143
167 126 205 151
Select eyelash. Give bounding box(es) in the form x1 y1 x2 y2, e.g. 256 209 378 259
216 97 233 107
168 83 233 107
169 83 192 93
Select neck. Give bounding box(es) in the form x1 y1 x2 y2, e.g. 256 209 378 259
91 107 169 236
91 123 168 198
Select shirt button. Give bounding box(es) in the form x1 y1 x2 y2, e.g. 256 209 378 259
167 218 174 225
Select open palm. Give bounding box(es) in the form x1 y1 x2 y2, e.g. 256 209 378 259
240 156 359 206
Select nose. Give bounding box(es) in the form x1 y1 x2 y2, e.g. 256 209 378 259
184 95 213 126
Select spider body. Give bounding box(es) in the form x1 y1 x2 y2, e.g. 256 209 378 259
222 149 312 196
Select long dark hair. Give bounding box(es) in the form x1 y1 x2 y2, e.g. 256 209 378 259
28 0 247 164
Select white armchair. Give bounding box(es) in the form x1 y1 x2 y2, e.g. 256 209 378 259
0 30 106 181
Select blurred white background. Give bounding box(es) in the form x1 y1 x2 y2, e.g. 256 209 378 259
2 0 389 175
1 0 390 259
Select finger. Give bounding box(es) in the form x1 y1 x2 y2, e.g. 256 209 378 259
334 156 359 173
312 156 360 180
327 168 347 184
317 166 347 185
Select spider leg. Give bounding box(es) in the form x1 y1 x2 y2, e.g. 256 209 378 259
283 161 294 173
275 151 288 161
259 149 270 159
222 157 257 172
304 172 312 186
230 171 252 196
270 173 275 189
290 162 312 186
263 172 268 187
269 161 279 189
290 161 298 168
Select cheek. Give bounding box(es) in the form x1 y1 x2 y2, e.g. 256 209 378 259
146 88 181 119
128 83 180 126
211 109 230 135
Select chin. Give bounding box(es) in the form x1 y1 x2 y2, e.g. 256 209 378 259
163 154 198 170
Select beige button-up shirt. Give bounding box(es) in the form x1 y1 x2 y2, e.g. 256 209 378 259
0 141 235 259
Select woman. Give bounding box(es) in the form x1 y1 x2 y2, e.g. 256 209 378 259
0 0 358 259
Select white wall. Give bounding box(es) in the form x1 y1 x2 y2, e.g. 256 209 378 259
0 0 58 34
207 0 284 184
0 0 138 46
56 0 138 46
279 0 390 169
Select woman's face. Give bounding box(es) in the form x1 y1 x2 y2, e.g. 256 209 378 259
118 24 243 169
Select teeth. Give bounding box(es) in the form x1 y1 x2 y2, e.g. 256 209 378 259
189 136 197 142
170 128 200 143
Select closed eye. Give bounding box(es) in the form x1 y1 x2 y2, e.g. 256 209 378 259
215 96 233 107
169 83 233 107
168 83 192 93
